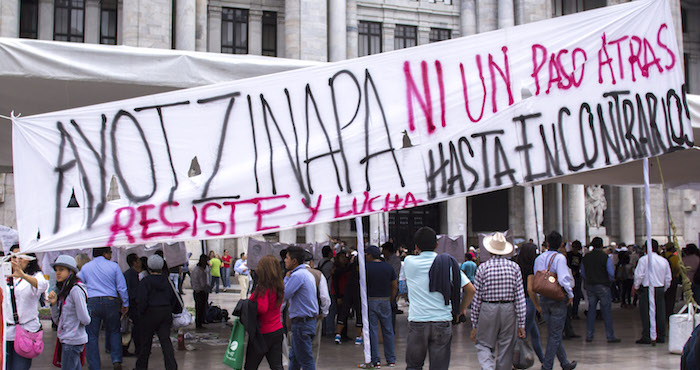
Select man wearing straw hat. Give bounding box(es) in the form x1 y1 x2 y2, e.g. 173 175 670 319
470 232 526 370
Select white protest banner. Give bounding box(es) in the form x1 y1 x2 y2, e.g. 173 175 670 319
11 0 692 252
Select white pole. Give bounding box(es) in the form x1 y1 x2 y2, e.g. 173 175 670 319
643 158 656 341
355 217 371 363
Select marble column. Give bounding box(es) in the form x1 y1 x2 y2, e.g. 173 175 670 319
523 185 543 245
382 23 395 53
346 0 358 59
567 184 586 243
38 0 53 40
477 0 497 32
497 0 514 28
328 0 347 62
460 0 476 36
618 186 635 245
553 183 563 233
447 198 467 247
248 9 263 55
285 0 327 61
195 0 207 51
0 0 18 37
305 225 316 244
83 0 99 43
314 222 332 245
176 0 196 51
207 6 222 53
279 229 297 244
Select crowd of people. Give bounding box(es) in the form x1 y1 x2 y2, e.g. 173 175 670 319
3 225 698 370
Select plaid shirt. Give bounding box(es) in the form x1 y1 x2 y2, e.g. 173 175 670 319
470 256 526 328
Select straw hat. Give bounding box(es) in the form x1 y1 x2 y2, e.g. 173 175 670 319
483 232 514 255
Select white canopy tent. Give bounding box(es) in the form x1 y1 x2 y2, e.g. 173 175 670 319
0 37 322 172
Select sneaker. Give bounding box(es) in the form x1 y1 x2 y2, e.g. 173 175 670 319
386 363 396 367
563 361 577 370
636 338 652 344
335 334 341 344
355 337 363 345
607 338 621 343
357 363 379 369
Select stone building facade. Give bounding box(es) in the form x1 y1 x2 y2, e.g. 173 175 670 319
0 0 699 255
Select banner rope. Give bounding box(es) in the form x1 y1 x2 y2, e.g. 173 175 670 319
655 156 699 310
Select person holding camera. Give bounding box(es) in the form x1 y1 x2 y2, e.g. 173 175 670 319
3 244 49 370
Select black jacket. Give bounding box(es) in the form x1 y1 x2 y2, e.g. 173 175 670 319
234 299 267 354
428 253 462 322
136 274 183 316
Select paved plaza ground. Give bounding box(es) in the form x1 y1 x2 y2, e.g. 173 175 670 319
28 282 684 369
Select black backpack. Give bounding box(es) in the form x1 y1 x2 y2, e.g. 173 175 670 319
205 303 222 323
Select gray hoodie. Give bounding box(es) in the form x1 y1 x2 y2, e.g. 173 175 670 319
50 282 91 345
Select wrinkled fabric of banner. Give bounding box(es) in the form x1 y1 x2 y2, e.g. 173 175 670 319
11 0 692 252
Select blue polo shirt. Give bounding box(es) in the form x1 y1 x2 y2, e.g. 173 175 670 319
404 251 469 322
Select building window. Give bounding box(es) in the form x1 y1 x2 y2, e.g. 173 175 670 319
395 25 417 50
100 1 117 45
54 0 85 42
429 28 451 43
553 0 605 16
20 0 39 39
222 8 248 54
262 11 277 57
359 21 382 56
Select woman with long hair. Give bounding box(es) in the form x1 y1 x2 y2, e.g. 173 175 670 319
516 242 545 365
244 255 284 370
49 255 90 370
3 244 49 370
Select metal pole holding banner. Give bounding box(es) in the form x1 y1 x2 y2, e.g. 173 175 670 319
355 217 371 364
643 158 656 341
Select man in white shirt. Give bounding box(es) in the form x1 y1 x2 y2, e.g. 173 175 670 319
633 239 673 344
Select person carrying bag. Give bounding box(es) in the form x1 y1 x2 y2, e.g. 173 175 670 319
532 254 566 301
3 245 49 370
49 255 90 369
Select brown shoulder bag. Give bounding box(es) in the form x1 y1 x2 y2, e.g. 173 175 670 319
532 254 566 301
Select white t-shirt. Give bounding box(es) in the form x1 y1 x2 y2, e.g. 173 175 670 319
3 272 49 340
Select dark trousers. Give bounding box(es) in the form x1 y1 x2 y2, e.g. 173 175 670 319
405 321 452 370
572 275 583 316
179 271 190 294
639 286 666 341
128 313 142 356
665 281 679 320
136 306 177 370
621 279 634 305
244 328 284 370
194 290 208 328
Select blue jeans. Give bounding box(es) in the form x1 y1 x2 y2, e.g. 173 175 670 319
540 297 571 370
62 343 84 370
210 276 220 293
86 297 123 369
221 267 231 288
526 298 545 363
289 319 316 370
586 284 616 340
5 341 32 370
368 300 396 364
169 273 179 291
